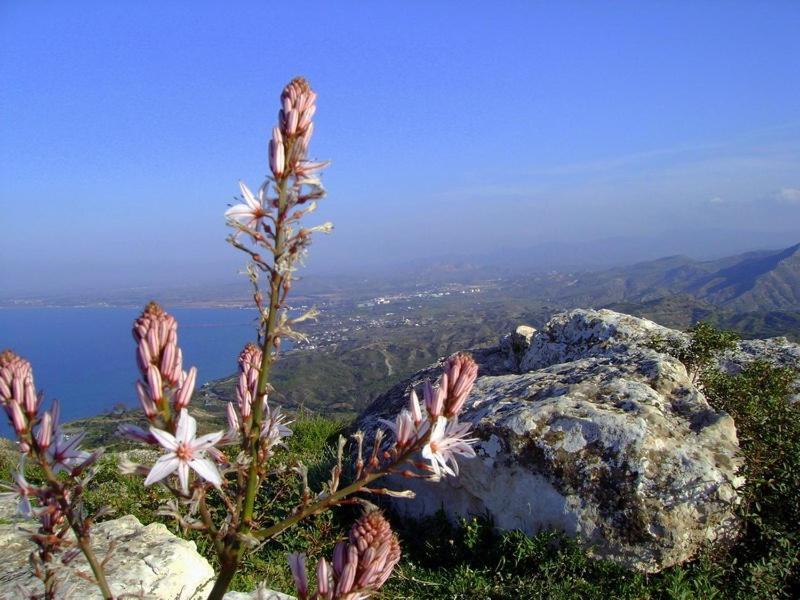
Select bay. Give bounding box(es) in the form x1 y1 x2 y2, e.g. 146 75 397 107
0 307 262 436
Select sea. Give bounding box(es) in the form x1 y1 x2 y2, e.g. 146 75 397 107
0 307 263 437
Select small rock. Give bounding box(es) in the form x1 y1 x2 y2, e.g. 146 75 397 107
0 503 214 599
500 325 537 371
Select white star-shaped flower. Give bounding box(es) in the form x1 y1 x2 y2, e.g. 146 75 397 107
225 181 267 229
421 416 477 478
145 409 223 494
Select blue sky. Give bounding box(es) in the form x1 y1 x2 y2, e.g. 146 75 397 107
1 1 799 294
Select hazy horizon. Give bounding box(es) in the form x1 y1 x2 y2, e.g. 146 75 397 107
2 2 799 296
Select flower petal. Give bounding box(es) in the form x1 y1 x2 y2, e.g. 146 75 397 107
192 430 224 451
177 461 190 494
239 181 259 209
225 204 255 220
190 457 222 488
149 426 178 451
175 409 196 444
144 454 179 486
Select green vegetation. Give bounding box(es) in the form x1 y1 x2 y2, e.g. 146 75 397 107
649 321 740 382
2 324 798 598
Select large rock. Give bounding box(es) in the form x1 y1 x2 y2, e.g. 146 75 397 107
357 309 745 573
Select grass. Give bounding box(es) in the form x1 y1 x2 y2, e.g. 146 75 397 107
1 324 798 599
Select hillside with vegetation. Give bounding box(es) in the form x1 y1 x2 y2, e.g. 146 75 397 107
6 321 798 598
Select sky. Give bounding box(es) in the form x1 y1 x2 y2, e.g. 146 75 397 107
1 1 799 295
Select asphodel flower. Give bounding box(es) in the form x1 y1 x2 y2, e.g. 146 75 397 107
421 416 477 478
145 408 223 494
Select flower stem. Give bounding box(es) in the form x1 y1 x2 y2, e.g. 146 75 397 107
208 175 290 600
36 456 114 599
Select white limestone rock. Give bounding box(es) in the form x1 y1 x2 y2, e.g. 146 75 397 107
0 506 215 599
499 325 537 371
357 309 746 573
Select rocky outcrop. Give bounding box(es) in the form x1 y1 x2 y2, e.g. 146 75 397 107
718 337 800 403
357 309 747 573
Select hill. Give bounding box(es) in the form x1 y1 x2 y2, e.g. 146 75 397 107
543 242 800 312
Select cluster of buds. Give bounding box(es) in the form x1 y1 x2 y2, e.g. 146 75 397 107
1 350 39 438
271 77 328 182
235 343 262 421
130 302 197 428
0 351 97 471
122 303 226 497
0 351 109 597
223 342 293 455
289 510 401 600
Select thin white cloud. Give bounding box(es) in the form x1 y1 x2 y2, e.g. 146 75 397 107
709 196 725 205
776 187 800 204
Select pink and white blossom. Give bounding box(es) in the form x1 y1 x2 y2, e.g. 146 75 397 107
225 181 267 228
261 404 293 449
421 416 477 478
145 409 223 494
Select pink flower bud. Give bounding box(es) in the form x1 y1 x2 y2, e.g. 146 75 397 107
23 381 38 416
286 109 298 136
299 122 314 152
423 380 445 419
37 411 53 449
118 423 157 444
287 553 308 598
333 541 347 577
335 545 358 595
12 376 23 406
146 326 160 359
137 343 152 373
136 381 158 419
316 558 331 596
174 366 196 410
10 400 26 434
161 342 175 380
226 402 239 432
409 389 422 425
269 138 285 178
0 378 10 400
443 353 478 417
297 105 316 132
147 364 163 402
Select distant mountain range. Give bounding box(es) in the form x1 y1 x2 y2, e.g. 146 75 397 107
541 242 800 313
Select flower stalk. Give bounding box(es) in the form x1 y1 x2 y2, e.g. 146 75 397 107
0 350 113 600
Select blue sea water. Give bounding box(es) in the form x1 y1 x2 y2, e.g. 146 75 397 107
0 308 262 436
